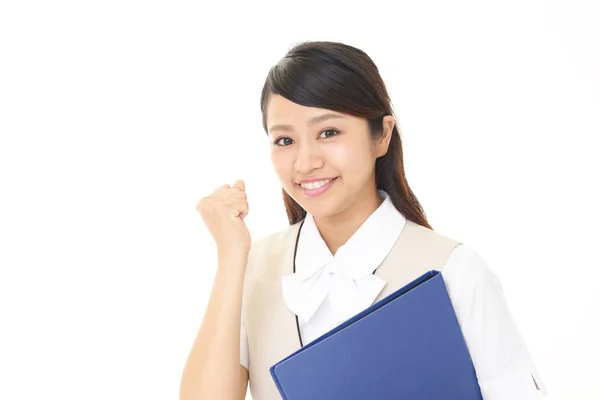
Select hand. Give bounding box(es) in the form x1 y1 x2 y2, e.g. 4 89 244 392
196 180 251 258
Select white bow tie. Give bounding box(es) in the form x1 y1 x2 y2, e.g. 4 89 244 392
281 256 387 326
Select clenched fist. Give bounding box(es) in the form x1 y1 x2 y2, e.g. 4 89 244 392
196 180 251 258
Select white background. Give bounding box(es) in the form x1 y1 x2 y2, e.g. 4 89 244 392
1 1 599 399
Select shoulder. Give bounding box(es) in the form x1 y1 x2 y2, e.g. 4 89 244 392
244 220 303 278
249 220 303 256
407 221 464 255
242 220 303 300
442 243 504 302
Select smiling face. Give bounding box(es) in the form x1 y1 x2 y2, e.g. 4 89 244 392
266 94 393 220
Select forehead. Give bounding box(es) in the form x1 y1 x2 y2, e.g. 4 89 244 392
266 94 358 134
267 94 332 121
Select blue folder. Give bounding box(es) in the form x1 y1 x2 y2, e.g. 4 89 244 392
269 270 483 399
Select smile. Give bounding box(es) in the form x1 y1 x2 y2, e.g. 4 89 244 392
298 177 338 197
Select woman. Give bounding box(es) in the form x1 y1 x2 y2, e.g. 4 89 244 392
180 41 547 400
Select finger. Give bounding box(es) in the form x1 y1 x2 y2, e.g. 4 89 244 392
225 188 247 201
232 180 245 192
231 200 249 218
240 202 250 219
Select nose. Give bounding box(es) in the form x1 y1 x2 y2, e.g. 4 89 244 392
294 140 324 174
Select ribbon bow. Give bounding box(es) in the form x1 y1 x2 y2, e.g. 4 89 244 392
281 247 387 326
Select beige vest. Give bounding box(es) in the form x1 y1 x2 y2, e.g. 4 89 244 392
242 218 462 400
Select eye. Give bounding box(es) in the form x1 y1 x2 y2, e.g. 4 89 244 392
319 128 340 139
273 136 294 146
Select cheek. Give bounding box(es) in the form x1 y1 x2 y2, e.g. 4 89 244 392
327 142 371 176
270 151 291 179
327 144 350 165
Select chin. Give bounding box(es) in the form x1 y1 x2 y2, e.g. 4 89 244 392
297 198 343 219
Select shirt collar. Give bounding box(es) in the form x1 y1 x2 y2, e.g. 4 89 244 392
296 190 407 279
281 190 407 325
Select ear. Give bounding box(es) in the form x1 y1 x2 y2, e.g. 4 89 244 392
375 115 395 158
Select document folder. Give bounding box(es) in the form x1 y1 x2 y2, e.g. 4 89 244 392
270 270 483 400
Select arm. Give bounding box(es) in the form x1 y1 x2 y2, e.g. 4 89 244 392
179 253 249 400
442 244 547 399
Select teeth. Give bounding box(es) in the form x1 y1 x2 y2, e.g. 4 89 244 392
301 179 331 190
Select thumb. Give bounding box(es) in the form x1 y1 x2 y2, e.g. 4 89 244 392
232 179 245 192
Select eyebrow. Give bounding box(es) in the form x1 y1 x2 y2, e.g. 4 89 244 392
268 112 346 134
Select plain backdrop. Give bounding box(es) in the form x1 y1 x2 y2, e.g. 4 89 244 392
1 1 598 399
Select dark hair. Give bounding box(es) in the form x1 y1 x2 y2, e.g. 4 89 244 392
259 41 432 230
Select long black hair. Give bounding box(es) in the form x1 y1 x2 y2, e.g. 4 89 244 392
260 41 432 230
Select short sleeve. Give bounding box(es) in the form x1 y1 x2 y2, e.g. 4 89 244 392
240 305 249 370
441 244 547 399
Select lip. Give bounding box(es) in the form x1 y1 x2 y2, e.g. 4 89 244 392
297 177 338 197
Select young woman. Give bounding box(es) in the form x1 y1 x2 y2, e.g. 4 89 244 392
180 41 547 400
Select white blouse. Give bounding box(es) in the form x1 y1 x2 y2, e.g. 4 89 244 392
240 191 547 399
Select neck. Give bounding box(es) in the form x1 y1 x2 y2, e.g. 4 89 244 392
313 187 383 255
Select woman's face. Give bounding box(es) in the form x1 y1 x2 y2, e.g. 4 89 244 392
266 94 393 219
